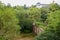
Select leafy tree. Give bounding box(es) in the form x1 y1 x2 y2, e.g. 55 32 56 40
35 10 60 40
48 3 60 12
0 5 20 40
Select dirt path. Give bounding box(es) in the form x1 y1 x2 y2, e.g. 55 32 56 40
17 36 34 40
17 34 35 40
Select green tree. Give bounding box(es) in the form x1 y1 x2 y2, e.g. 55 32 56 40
0 5 20 40
48 3 60 12
35 10 60 40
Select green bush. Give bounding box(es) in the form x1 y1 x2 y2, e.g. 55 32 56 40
35 31 60 40
0 6 20 40
20 19 33 33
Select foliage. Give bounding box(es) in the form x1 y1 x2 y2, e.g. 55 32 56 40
47 10 60 30
35 10 60 40
0 1 60 40
0 2 20 40
35 31 60 40
48 3 60 12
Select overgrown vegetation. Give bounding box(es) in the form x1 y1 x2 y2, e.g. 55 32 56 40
0 1 60 40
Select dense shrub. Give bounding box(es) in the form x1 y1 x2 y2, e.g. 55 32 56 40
35 10 60 40
20 19 33 33
0 6 20 40
35 31 60 40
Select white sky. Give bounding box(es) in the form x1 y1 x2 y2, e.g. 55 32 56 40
0 0 60 6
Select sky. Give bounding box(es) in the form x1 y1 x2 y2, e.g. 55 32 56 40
0 0 60 6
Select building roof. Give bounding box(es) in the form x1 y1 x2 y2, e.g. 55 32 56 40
36 2 50 8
